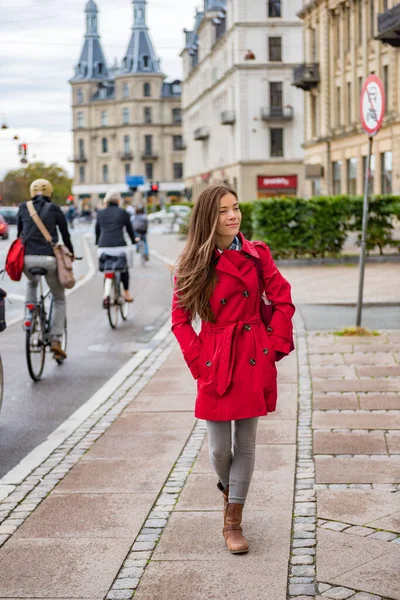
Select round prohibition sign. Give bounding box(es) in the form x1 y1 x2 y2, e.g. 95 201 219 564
360 75 385 136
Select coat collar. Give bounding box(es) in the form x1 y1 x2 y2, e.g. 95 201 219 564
213 232 261 280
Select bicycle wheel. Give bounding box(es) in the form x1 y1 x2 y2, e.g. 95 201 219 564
0 355 3 412
140 243 146 267
120 281 130 321
26 310 46 381
107 278 119 329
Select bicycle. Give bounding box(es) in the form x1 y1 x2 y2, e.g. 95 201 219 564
0 287 6 411
24 266 68 381
136 235 147 267
102 260 130 329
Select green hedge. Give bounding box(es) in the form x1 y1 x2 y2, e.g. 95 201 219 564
251 195 400 259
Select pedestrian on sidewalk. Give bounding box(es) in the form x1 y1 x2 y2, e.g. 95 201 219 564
171 184 295 554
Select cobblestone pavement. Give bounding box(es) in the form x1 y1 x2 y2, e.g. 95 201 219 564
0 231 398 599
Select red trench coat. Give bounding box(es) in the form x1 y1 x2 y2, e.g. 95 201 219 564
171 233 295 421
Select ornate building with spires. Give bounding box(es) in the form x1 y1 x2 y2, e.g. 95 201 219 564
70 0 184 206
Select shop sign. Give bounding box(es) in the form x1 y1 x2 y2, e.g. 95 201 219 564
257 175 298 190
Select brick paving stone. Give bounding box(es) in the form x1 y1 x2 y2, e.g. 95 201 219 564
368 531 398 541
291 565 315 576
106 591 133 599
309 345 355 354
319 583 333 592
345 526 376 536
353 344 399 353
322 587 356 599
386 432 400 454
314 431 387 455
359 394 400 410
291 555 314 565
313 412 400 430
321 521 349 532
351 594 382 600
313 379 400 393
315 457 400 484
311 366 357 378
313 394 359 410
289 583 316 595
356 365 400 377
344 353 395 365
310 354 345 365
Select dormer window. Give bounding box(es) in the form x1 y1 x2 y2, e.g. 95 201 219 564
99 87 107 99
172 82 181 95
144 82 151 97
98 63 104 75
142 55 150 69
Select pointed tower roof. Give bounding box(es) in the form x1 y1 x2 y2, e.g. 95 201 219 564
120 0 162 75
71 0 110 82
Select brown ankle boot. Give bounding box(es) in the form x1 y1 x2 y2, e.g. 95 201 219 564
223 503 249 554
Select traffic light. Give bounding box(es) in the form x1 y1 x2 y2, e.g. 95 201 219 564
150 182 159 195
18 143 28 157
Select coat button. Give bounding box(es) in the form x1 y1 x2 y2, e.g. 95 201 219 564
243 291 250 298
244 324 251 332
220 298 226 305
263 348 269 355
249 358 256 366
244 253 251 259
267 326 273 333
206 360 212 367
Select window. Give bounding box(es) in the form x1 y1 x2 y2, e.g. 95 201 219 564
332 160 342 195
101 110 108 127
268 37 282 61
145 135 153 155
311 28 317 62
311 95 317 138
362 154 375 195
311 178 321 196
77 88 84 104
172 82 181 95
335 12 340 56
174 163 183 180
122 108 130 125
78 138 85 159
144 83 151 97
173 135 183 151
98 63 104 75
102 164 109 183
123 83 129 98
358 0 363 45
124 135 130 155
345 7 351 53
77 112 84 128
270 128 283 157
79 166 85 183
99 87 107 100
102 137 108 153
381 151 392 194
370 0 375 37
125 163 131 177
383 65 389 110
145 162 153 180
347 82 352 124
347 158 357 194
268 0 281 18
336 86 341 127
358 76 363 102
172 108 182 123
270 82 283 116
144 107 152 123
142 55 150 69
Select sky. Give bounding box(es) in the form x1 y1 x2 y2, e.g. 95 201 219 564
0 0 199 179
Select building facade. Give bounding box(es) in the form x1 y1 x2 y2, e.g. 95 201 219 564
181 0 305 201
296 0 400 197
70 0 184 206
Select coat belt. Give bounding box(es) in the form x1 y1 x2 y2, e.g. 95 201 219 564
201 317 262 396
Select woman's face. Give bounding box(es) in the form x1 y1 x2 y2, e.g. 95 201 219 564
216 193 242 238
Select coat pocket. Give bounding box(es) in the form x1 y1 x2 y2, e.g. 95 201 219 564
198 333 216 385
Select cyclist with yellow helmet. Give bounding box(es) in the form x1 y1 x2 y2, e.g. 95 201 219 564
17 179 75 360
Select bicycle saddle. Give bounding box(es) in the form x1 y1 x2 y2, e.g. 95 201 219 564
29 267 48 276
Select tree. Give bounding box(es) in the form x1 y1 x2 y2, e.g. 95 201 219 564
0 162 72 206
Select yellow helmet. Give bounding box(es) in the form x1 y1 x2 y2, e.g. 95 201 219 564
30 179 53 199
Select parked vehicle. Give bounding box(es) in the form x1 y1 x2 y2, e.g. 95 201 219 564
0 216 9 240
0 207 18 225
147 205 191 225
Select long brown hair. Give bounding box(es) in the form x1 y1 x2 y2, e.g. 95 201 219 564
174 184 238 322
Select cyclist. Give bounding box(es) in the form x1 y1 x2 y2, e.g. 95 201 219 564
132 205 149 261
17 179 75 361
95 190 137 303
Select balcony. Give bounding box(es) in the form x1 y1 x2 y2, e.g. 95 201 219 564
293 63 320 91
376 3 400 46
221 110 236 125
261 106 294 122
194 127 210 141
118 152 133 161
72 155 87 163
141 151 159 160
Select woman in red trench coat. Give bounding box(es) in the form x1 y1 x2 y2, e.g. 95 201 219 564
171 184 295 553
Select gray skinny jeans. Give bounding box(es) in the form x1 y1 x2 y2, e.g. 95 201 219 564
24 255 66 339
206 418 259 505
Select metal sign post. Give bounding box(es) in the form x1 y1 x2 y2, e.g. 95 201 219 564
356 75 385 327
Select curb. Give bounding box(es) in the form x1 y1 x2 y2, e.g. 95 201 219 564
275 254 400 268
